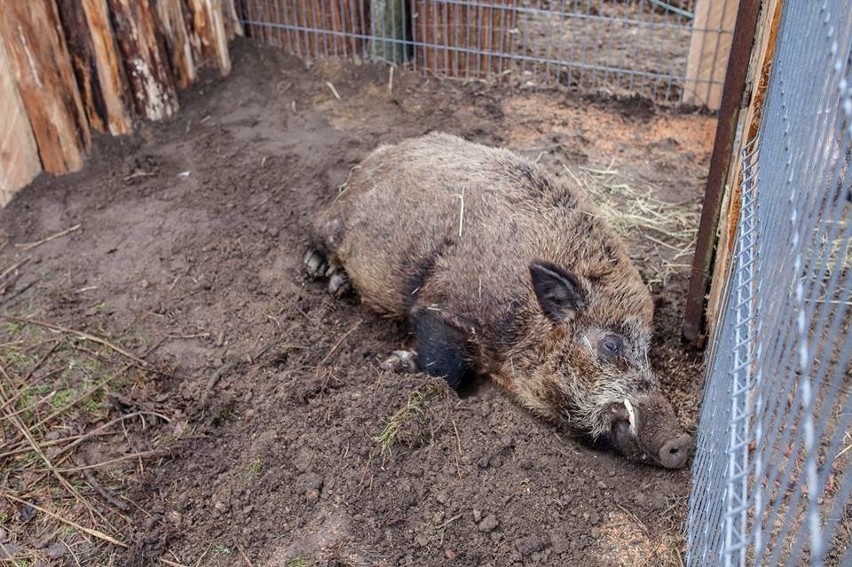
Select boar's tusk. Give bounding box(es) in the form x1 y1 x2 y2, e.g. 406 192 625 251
623 398 637 436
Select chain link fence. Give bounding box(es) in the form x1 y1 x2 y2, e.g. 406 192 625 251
686 1 852 565
235 0 735 106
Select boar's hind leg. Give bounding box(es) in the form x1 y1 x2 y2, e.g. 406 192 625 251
303 249 351 298
411 310 470 389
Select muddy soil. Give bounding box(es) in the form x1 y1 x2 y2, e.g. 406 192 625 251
0 39 714 566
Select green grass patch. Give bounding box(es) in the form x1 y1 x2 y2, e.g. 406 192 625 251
245 458 264 486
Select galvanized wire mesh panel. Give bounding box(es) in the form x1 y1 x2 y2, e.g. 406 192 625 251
687 2 852 565
235 0 726 105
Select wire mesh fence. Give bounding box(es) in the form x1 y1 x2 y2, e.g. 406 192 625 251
686 1 852 565
234 0 734 106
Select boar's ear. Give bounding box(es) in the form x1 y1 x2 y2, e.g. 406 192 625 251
529 260 587 322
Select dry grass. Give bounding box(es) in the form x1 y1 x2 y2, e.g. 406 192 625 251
562 161 700 285
802 216 852 306
592 508 687 567
0 313 175 566
374 382 448 457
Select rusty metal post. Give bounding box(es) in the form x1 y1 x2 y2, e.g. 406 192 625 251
682 0 762 347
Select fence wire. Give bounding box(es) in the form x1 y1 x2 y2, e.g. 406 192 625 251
686 1 852 565
234 0 729 105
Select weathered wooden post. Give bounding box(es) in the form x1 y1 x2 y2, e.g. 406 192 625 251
371 0 411 63
107 0 180 120
683 0 741 110
0 39 42 206
155 0 199 90
56 0 135 135
185 0 232 75
0 0 92 175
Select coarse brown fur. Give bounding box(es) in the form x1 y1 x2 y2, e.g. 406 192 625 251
308 132 691 468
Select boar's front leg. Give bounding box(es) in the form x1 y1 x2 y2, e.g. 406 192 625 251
379 310 471 389
411 310 470 389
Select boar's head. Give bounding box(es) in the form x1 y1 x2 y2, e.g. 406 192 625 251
518 260 692 469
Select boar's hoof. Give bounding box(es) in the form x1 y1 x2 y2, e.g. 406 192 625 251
304 249 351 297
380 350 419 373
304 249 329 279
659 433 692 469
328 272 351 298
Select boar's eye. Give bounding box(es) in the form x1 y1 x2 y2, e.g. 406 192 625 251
598 334 625 359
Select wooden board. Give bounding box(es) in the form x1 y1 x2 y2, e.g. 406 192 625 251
241 0 284 46
413 0 516 79
241 0 366 58
186 0 232 75
0 0 91 175
683 0 740 109
222 0 245 39
57 0 135 135
156 0 198 90
0 38 42 206
704 0 783 339
107 0 179 120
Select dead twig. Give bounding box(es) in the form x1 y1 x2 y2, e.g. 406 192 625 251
123 171 154 182
193 543 213 567
17 224 81 252
325 81 342 100
451 418 463 456
0 430 92 460
615 502 650 536
31 364 131 433
159 558 190 567
82 466 130 512
456 187 466 237
0 280 36 306
0 256 30 280
0 491 127 548
167 332 211 340
434 513 462 545
316 319 362 369
201 362 236 406
0 316 150 368
44 448 173 473
0 378 109 526
237 544 255 567
54 410 171 458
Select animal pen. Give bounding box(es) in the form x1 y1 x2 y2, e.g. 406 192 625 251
0 0 849 565
237 0 733 106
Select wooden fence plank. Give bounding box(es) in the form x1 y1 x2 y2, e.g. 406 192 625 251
0 0 91 175
57 0 135 135
413 0 516 79
155 0 198 89
222 0 245 39
683 0 740 109
0 38 42 206
704 0 783 340
186 0 232 75
107 0 179 120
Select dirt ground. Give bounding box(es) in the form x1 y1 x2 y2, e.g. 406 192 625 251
0 39 715 566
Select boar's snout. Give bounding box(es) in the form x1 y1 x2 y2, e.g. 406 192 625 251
659 433 692 469
606 392 692 469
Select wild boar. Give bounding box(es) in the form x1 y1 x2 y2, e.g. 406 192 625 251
305 132 692 469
